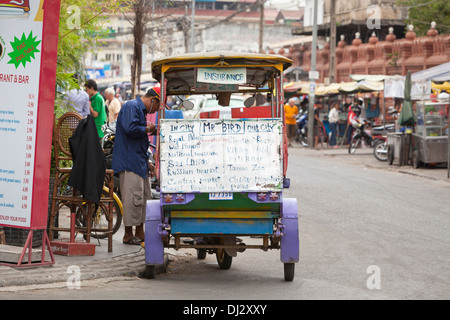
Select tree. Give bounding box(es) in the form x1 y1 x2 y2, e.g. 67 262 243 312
123 0 187 98
56 0 125 116
397 0 450 36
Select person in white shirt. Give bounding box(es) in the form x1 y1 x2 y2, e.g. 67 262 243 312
65 88 90 117
328 102 340 148
105 87 122 123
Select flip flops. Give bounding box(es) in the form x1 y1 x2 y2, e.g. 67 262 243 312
123 237 143 245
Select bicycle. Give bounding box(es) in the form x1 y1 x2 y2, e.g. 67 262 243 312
75 185 123 239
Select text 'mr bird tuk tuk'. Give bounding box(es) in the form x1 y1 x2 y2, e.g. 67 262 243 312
144 52 299 281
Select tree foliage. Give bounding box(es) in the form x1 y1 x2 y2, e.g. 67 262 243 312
397 0 450 36
123 0 187 98
55 0 126 115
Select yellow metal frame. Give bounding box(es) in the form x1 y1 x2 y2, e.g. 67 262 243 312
161 63 284 74
103 186 123 215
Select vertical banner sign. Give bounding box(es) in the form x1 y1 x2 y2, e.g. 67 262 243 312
0 0 61 229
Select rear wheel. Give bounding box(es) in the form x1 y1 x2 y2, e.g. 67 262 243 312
373 140 388 161
197 249 207 260
299 135 308 147
216 248 232 270
75 190 122 239
349 136 361 154
144 265 155 279
284 263 295 281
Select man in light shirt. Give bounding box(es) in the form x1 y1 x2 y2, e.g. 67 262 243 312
65 88 90 117
328 102 340 148
105 87 122 123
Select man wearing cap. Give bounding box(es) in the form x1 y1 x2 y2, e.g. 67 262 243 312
112 86 160 245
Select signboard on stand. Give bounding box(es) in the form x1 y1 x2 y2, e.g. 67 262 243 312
0 0 61 266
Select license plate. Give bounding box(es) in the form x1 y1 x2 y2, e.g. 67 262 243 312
209 192 233 200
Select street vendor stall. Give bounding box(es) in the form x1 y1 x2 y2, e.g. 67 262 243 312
411 99 449 168
410 63 450 171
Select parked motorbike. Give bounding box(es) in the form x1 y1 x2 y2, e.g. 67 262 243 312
348 119 374 154
101 121 116 157
295 110 308 146
371 123 394 162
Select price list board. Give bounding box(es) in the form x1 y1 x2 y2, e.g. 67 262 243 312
159 119 283 193
0 0 60 229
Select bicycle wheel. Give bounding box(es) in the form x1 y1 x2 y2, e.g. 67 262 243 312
76 191 122 239
348 136 361 154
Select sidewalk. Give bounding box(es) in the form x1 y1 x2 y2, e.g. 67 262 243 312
1 143 448 290
0 225 171 289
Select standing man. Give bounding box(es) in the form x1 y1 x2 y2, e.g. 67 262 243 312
65 76 90 117
314 104 324 149
105 87 122 123
112 86 160 245
284 98 299 147
328 102 340 148
84 79 107 138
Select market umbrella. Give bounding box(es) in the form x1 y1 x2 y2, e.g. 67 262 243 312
398 71 416 127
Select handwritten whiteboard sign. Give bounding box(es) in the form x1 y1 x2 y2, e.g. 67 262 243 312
160 119 283 193
197 67 246 85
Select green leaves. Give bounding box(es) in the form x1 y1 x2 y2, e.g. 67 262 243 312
54 0 129 114
397 0 450 36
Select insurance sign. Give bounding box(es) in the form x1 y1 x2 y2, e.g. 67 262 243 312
197 67 246 85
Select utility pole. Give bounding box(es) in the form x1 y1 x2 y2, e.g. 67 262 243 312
190 0 196 53
307 0 318 149
259 0 264 53
329 0 336 84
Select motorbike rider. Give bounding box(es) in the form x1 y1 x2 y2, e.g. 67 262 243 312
350 105 372 144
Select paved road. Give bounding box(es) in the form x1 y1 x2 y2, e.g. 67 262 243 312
2 145 450 300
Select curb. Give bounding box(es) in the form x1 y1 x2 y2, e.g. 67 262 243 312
0 249 169 288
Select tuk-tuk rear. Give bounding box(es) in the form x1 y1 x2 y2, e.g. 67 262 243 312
144 52 299 281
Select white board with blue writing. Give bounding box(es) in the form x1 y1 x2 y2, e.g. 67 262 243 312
159 119 283 193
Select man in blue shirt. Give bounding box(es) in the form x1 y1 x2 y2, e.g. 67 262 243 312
112 86 160 244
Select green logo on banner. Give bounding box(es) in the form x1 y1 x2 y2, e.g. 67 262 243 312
7 31 41 69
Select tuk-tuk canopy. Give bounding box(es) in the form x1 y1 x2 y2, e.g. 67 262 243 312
151 51 292 94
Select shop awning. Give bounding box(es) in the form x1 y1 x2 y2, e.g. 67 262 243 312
350 74 393 82
338 81 384 93
286 81 384 96
411 62 450 82
284 81 308 92
315 83 341 96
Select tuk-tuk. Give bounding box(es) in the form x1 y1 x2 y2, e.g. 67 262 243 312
144 52 299 281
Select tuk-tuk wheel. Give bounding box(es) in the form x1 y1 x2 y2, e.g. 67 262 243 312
284 263 295 281
216 248 232 270
144 265 156 279
197 249 207 260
